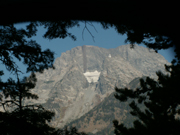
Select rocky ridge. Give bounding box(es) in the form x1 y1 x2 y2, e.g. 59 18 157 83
27 44 170 128
67 77 146 135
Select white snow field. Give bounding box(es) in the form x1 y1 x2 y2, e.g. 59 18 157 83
83 70 101 83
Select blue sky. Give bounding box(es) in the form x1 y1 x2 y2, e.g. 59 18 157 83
1 22 175 81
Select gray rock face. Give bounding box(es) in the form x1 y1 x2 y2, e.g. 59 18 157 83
28 44 170 127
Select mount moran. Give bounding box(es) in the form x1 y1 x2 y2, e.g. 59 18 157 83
28 44 170 132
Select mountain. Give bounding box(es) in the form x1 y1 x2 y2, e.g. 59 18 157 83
27 44 170 130
67 76 147 135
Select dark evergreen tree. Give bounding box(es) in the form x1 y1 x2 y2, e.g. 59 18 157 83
0 24 88 135
0 72 56 135
113 59 180 135
0 23 57 134
0 24 55 74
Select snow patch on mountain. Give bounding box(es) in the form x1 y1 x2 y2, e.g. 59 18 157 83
83 70 101 83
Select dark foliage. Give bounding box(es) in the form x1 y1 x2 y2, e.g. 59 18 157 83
39 21 80 41
0 24 55 74
56 126 87 135
0 72 56 135
113 59 180 135
0 23 86 135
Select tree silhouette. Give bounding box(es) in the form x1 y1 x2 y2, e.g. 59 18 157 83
0 24 87 135
0 72 56 135
0 24 55 74
113 59 180 135
0 23 57 134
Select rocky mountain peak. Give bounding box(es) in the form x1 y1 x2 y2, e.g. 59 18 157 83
28 44 170 128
